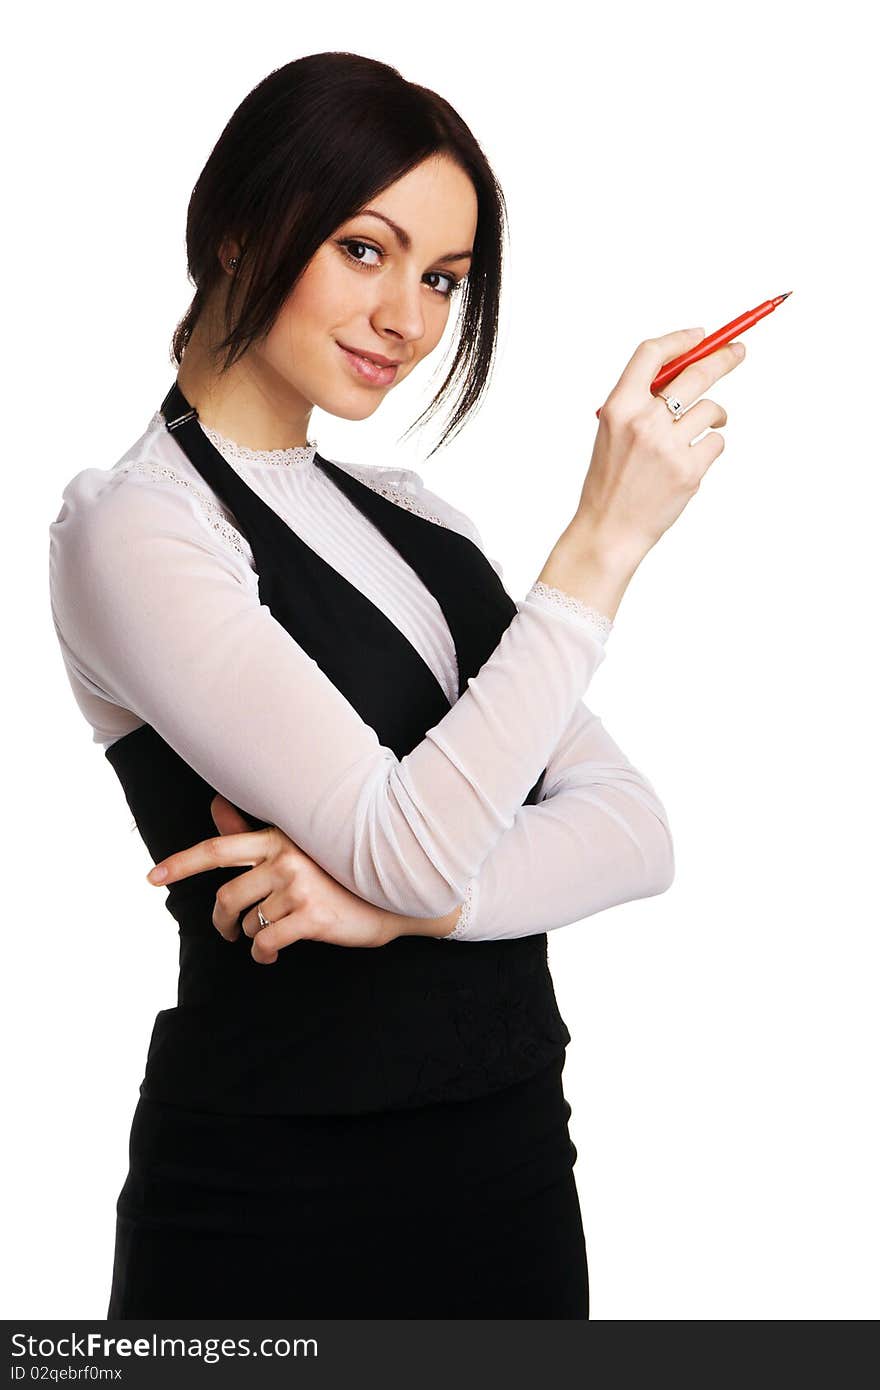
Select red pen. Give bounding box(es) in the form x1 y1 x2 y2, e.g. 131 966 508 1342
595 291 793 418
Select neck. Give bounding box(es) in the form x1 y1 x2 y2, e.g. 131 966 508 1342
176 316 314 452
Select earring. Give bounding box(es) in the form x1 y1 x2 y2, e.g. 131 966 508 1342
228 257 239 270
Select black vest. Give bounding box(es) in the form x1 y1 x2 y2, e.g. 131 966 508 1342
105 380 571 1115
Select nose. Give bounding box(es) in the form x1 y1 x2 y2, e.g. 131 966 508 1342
373 271 426 348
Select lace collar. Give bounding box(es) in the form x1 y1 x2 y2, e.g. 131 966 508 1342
198 420 318 469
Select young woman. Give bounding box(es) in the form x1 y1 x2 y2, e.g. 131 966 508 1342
48 51 745 1319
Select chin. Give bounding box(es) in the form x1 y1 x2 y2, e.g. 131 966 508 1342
312 388 389 422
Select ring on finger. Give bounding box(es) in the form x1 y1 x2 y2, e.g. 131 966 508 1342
656 390 685 421
256 903 272 931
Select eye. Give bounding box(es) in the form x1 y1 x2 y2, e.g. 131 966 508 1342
338 239 382 269
424 270 462 298
335 239 463 299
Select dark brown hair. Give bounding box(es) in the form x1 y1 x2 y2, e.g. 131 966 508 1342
171 51 508 457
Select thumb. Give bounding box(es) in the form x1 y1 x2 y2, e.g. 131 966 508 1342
211 792 253 836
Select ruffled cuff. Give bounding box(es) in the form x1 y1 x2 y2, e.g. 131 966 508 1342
524 580 614 645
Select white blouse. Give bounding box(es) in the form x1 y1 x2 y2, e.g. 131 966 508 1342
48 410 675 941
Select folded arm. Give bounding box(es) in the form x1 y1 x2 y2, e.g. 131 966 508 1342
48 469 607 921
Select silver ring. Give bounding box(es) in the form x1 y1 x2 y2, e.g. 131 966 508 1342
657 391 685 421
256 904 272 931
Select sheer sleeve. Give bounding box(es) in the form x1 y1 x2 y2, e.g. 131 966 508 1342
49 469 608 920
440 698 675 941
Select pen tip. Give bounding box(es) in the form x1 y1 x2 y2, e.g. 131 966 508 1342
780 290 793 300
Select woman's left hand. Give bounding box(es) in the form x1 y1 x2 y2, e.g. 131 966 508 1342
146 794 397 963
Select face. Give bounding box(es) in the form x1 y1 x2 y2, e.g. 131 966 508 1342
234 154 478 424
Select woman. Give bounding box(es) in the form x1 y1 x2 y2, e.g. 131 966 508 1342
48 51 744 1318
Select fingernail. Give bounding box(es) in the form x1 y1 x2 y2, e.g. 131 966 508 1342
732 342 745 356
147 866 167 883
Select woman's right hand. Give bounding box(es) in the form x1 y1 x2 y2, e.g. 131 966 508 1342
573 326 746 568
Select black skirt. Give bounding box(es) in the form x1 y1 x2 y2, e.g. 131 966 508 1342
106 1053 589 1319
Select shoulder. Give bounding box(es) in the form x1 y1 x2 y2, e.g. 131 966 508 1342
49 412 182 535
48 414 253 604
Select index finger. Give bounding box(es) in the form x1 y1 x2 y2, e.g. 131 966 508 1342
612 326 707 399
660 339 745 408
146 830 271 885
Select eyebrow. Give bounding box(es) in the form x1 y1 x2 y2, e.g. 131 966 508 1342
355 209 473 263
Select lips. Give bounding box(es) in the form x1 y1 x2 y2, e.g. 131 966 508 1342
336 341 402 367
336 342 400 386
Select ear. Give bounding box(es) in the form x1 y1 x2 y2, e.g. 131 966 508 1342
217 235 242 276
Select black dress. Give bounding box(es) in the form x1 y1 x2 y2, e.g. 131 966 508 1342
104 380 589 1318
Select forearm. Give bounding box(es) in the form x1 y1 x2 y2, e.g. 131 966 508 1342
439 782 674 941
538 522 641 626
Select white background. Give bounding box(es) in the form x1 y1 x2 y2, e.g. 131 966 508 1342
5 0 877 1321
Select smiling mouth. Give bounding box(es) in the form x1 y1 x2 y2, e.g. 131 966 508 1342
336 342 400 385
